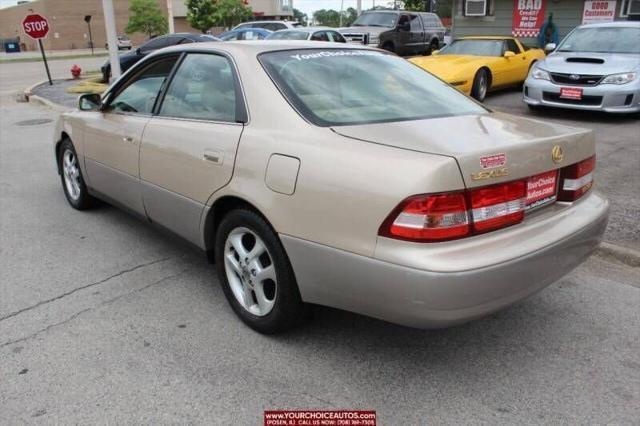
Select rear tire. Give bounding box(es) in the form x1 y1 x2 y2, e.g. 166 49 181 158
58 139 95 210
471 69 489 102
381 42 395 54
215 208 309 334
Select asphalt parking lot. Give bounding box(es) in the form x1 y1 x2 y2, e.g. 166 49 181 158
0 67 638 423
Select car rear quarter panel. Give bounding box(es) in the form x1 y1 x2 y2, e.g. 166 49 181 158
205 49 465 257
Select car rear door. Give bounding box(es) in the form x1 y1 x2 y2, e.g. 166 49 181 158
83 55 180 214
139 52 246 246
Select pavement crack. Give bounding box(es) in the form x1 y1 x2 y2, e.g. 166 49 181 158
0 269 187 348
0 257 172 322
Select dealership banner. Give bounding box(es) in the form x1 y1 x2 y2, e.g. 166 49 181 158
512 0 547 38
582 1 617 24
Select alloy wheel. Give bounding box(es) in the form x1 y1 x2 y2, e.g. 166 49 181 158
62 149 82 201
224 227 277 316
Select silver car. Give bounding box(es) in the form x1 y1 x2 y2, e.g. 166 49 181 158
55 41 609 333
524 22 640 113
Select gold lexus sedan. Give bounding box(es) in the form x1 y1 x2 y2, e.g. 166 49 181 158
54 41 609 333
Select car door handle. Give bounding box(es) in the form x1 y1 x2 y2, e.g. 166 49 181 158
122 136 134 144
203 150 223 165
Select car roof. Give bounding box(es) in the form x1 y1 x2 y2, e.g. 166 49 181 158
579 21 640 28
274 27 335 34
458 36 514 40
157 40 374 56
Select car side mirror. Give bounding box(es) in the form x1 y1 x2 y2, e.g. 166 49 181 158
544 43 556 53
78 93 102 111
136 47 142 55
504 50 515 58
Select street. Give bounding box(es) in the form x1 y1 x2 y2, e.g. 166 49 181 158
1 58 639 424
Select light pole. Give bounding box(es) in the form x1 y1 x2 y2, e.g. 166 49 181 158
102 0 121 79
84 15 93 55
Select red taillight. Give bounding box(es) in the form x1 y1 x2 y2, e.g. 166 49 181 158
469 180 526 233
380 193 470 242
380 180 527 242
558 155 595 201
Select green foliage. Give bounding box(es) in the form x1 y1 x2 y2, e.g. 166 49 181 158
187 0 252 31
213 0 253 29
125 0 168 38
293 8 308 26
312 7 358 27
186 0 218 33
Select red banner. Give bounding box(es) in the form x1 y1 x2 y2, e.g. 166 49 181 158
512 0 546 38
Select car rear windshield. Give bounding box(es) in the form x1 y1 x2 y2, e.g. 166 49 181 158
259 49 486 127
557 26 640 54
352 12 397 28
267 31 309 40
440 39 503 56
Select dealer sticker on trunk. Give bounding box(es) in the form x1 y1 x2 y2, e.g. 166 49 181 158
480 153 506 169
526 170 558 210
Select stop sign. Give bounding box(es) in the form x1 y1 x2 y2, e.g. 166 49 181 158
22 14 50 40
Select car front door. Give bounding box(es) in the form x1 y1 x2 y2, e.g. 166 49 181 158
504 38 529 83
139 52 246 246
82 55 179 214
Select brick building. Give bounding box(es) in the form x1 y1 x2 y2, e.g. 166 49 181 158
0 0 294 51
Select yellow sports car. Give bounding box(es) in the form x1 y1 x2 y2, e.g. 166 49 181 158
409 36 546 102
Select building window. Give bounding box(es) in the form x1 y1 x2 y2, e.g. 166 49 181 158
620 0 640 16
463 0 493 17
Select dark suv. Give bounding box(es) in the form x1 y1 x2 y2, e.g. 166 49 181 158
339 10 445 56
100 33 219 82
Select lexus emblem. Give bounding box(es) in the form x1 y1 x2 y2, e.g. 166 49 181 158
551 145 564 164
569 74 580 80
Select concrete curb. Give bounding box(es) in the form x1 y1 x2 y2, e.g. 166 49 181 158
24 81 72 113
595 242 640 268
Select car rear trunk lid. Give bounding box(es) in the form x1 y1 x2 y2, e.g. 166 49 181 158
331 112 595 189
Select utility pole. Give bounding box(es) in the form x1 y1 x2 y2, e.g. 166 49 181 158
102 0 121 79
340 0 344 27
84 15 93 55
167 0 175 33
357 0 361 15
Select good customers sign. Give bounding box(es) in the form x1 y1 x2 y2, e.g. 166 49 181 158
582 1 617 24
512 0 546 38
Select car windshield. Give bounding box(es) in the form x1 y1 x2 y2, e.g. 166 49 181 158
440 39 503 56
556 26 640 54
259 49 486 126
352 12 397 28
267 31 309 40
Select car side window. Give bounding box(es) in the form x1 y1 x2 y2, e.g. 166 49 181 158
409 14 422 32
158 53 238 122
505 39 520 54
244 30 260 40
311 31 330 42
107 56 178 115
224 33 240 41
328 31 346 43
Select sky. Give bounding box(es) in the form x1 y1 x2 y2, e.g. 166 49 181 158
0 0 386 20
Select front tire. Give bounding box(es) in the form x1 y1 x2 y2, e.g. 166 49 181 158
381 41 395 54
471 69 489 102
215 209 308 334
58 139 95 210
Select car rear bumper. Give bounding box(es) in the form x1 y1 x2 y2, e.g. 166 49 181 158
282 191 609 329
523 77 640 113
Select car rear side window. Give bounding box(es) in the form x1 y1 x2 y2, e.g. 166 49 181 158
505 39 520 53
158 53 239 122
107 56 179 115
259 49 486 126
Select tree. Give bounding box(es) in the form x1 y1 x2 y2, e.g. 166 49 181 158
343 7 358 26
312 9 341 27
125 0 168 38
186 0 218 33
293 8 308 26
213 0 253 29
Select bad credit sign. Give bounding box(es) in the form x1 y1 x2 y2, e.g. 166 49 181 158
512 0 546 38
582 1 617 24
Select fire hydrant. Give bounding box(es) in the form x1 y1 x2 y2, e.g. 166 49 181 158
70 64 82 79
